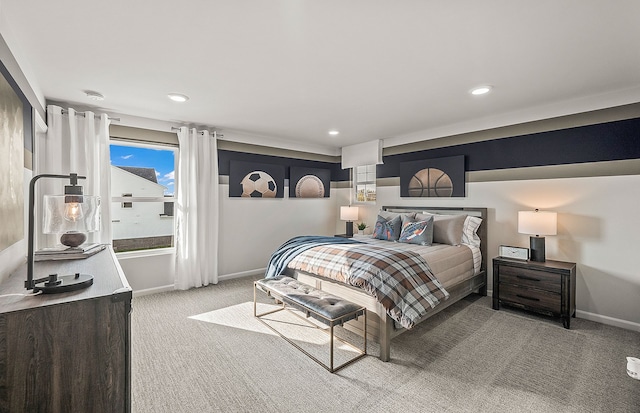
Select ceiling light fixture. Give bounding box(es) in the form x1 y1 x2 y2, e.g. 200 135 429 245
85 90 105 101
328 130 340 136
470 85 493 96
168 93 189 103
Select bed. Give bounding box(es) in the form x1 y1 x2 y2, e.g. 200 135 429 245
267 206 487 362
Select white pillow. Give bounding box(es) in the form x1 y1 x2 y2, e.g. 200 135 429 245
461 216 482 247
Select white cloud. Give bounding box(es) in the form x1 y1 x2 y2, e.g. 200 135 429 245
121 154 133 160
164 171 175 180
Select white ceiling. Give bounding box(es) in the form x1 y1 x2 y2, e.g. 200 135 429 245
2 0 640 154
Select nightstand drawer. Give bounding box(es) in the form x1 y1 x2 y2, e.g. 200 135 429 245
499 283 561 313
499 265 561 292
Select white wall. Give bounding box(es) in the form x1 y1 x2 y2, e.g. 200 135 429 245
352 173 640 330
117 250 175 292
218 181 338 276
123 180 342 293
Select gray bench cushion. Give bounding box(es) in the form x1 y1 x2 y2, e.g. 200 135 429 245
256 277 363 324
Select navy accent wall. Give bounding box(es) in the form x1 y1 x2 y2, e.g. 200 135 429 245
378 117 640 179
218 149 350 181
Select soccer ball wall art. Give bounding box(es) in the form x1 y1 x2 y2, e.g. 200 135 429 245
229 160 285 198
241 171 277 197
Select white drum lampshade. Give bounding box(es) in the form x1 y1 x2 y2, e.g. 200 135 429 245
518 209 557 262
340 206 359 237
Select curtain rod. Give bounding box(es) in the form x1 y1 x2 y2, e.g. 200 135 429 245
60 109 120 122
170 126 224 138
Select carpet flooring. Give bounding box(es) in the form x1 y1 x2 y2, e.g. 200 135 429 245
131 276 640 412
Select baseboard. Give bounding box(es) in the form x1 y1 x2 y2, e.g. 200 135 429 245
132 269 265 297
133 284 175 297
133 283 639 332
218 267 266 282
489 289 640 332
576 310 640 332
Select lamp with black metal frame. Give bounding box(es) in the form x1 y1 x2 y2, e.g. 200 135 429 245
25 173 99 294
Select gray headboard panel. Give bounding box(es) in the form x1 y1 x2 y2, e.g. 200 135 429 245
381 206 488 274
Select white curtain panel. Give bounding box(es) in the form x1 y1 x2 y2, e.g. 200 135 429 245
35 105 112 247
174 127 219 289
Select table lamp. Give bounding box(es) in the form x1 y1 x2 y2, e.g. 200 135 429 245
340 206 359 237
25 173 100 293
518 209 557 262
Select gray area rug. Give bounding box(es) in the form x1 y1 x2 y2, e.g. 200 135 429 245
132 276 640 412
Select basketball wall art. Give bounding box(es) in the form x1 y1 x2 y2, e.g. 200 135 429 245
289 166 330 198
229 160 285 198
399 155 465 197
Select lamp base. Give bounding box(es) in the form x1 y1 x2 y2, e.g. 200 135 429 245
33 273 94 294
345 221 354 237
60 232 87 248
529 236 546 262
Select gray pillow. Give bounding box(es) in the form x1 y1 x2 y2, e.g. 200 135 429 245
373 215 402 241
416 213 467 245
399 215 434 246
379 210 416 221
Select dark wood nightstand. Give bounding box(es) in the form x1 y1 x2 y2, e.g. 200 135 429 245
492 257 576 329
334 234 352 238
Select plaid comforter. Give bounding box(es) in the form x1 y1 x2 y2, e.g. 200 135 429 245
266 236 449 329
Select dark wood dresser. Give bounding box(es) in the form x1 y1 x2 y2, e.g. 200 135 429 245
0 247 132 413
492 257 576 329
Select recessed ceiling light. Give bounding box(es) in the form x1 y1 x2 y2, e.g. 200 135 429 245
328 130 340 136
470 85 493 96
85 90 105 101
168 93 189 102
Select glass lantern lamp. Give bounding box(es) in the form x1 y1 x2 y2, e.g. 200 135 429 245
42 180 101 247
25 173 100 293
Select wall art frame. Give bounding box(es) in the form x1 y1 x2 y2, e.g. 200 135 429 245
399 155 465 198
229 160 285 198
289 166 330 198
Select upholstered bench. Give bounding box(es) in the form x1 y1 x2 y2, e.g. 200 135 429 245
253 276 366 372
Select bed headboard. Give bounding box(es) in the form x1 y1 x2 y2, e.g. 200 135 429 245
382 206 488 274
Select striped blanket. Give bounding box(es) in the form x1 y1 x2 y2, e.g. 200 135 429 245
265 236 449 329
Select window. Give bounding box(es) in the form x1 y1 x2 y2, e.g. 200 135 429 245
121 193 133 208
354 164 376 203
110 141 176 253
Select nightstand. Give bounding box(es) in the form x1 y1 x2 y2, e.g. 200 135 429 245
492 257 576 329
334 234 352 238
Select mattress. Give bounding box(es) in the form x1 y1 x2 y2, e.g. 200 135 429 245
350 235 479 288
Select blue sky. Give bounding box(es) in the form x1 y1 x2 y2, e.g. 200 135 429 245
110 144 175 195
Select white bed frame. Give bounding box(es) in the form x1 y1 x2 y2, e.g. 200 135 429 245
293 206 488 362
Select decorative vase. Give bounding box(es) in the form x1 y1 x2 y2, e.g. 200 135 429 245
358 230 364 235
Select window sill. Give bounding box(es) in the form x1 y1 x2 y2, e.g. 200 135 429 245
115 247 175 260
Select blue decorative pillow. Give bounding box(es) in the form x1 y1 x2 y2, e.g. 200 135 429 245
373 215 402 241
399 216 434 246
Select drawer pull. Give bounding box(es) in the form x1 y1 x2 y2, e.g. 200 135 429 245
516 275 541 282
516 294 540 302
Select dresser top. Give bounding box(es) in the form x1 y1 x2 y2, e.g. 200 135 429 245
493 256 576 272
0 246 131 314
